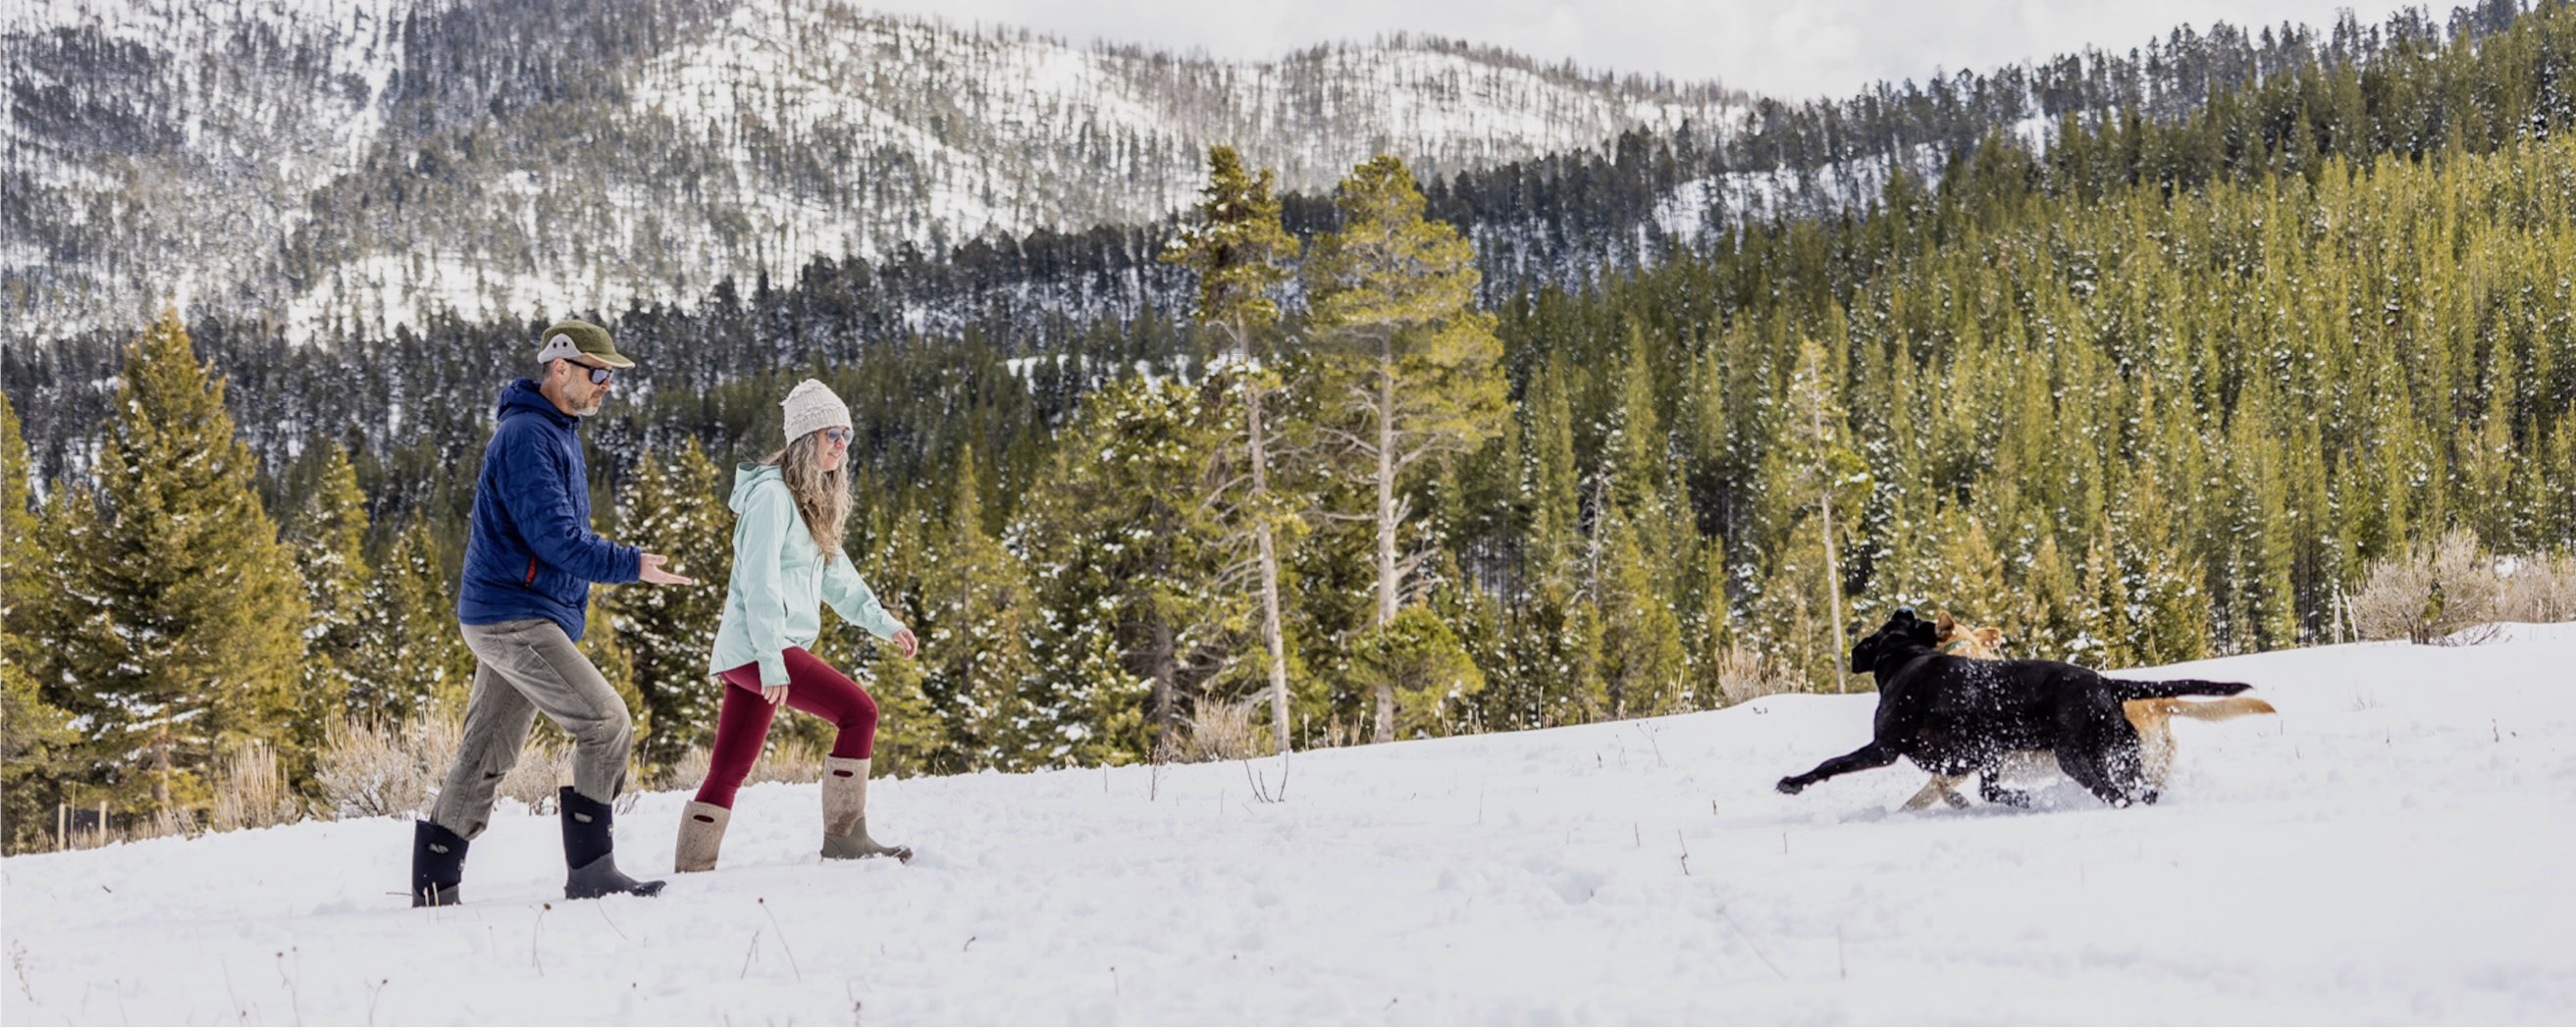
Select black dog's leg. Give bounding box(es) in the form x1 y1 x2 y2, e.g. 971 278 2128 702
1777 742 1902 795
1976 762 2031 808
2100 738 2156 806
2057 733 2147 807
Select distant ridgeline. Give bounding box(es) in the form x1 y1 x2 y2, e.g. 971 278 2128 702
2 0 2574 847
6 0 2512 345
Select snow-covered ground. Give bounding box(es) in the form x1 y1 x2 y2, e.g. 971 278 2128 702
6 626 2573 1024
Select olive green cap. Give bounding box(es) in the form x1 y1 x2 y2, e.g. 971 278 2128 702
534 319 634 369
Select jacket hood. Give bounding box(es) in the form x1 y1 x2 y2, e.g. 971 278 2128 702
729 462 783 514
496 378 575 426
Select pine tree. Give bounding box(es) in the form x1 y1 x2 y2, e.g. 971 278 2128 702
577 599 649 780
1595 504 1685 718
1753 339 1869 692
1 395 78 852
1163 144 1302 756
1931 512 2012 642
906 445 1033 774
63 313 309 821
603 441 728 770
1303 155 1507 742
286 441 370 793
1513 359 1603 725
1347 605 1483 739
1007 376 1231 768
347 522 473 725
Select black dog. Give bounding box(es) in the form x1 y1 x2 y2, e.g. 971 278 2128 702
1775 608 2255 807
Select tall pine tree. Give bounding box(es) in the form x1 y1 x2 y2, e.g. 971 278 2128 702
65 312 308 820
1303 155 1507 742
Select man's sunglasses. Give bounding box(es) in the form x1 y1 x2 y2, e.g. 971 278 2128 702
564 359 613 385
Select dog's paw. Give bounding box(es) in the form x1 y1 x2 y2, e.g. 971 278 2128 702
1775 778 1805 796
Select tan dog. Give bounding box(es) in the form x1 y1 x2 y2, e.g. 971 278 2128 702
1900 612 2276 809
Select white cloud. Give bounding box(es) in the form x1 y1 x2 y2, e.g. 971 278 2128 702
852 0 2393 99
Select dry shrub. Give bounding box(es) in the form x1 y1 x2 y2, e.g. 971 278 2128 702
2350 529 2507 645
1181 697 1261 762
2497 552 2576 624
1717 644 1800 706
747 738 825 786
651 745 713 793
496 737 570 814
639 739 822 796
209 740 303 832
59 807 197 851
317 706 462 819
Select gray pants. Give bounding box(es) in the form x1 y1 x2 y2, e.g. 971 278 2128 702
430 618 632 839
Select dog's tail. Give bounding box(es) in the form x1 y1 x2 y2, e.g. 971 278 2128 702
2108 677 2255 701
2125 696 2276 722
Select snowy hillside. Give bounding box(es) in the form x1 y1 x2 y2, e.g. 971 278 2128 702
2 0 1742 343
6 626 2572 1024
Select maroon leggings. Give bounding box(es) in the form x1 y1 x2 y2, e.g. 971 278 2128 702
695 646 878 808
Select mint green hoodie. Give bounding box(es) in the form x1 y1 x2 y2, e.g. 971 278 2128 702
708 463 905 686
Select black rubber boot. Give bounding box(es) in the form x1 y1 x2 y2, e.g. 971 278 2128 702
411 819 468 907
558 787 665 901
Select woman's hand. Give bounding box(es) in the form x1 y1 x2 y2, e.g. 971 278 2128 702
762 683 789 706
891 626 920 660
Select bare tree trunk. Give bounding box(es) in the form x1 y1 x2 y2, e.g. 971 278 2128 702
1373 350 1399 744
1151 617 1177 760
154 732 172 815
1814 403 1848 694
1246 379 1291 755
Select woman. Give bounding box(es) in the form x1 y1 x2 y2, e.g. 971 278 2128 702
676 379 920 872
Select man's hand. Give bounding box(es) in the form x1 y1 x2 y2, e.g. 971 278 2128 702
762 683 789 706
638 553 696 586
890 626 920 660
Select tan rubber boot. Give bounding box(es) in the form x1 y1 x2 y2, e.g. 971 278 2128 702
673 800 730 873
819 756 913 863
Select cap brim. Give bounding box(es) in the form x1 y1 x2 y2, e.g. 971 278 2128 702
587 349 636 369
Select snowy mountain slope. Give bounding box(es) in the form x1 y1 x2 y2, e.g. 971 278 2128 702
2 0 1743 344
5 625 2571 1024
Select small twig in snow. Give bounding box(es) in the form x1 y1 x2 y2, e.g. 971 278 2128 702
759 898 803 982
1676 831 1692 876
530 904 548 977
274 949 301 1025
594 901 629 941
10 941 35 1004
1715 906 1787 981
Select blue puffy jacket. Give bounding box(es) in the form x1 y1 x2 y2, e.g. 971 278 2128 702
456 379 641 640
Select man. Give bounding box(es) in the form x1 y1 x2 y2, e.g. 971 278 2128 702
410 319 696 906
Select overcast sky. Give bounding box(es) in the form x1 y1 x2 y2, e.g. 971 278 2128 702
857 0 2395 100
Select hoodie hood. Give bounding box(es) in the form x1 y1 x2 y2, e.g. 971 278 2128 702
729 462 783 514
496 378 575 427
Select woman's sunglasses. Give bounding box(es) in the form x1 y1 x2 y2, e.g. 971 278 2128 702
822 427 852 445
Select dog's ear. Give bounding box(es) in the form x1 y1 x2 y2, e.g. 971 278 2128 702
1854 610 1908 672
1933 610 1958 638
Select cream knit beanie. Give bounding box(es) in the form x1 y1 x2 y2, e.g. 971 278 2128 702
781 379 852 446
